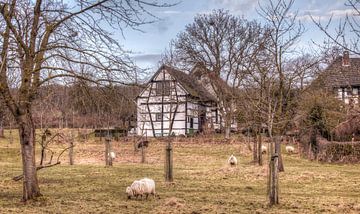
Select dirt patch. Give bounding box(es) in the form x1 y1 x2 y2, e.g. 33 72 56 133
164 197 185 208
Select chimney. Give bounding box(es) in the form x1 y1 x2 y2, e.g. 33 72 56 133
342 51 350 66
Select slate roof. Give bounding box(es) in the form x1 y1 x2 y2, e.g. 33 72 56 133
319 57 360 88
162 65 217 102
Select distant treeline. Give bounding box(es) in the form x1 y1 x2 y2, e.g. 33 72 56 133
0 83 142 130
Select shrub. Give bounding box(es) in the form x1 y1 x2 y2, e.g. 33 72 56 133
317 138 360 163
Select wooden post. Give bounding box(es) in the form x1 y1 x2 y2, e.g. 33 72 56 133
105 137 112 166
269 153 279 206
165 140 173 182
258 134 263 166
109 138 113 166
141 145 146 163
69 140 74 165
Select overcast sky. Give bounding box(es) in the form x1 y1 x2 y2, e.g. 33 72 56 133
117 0 353 71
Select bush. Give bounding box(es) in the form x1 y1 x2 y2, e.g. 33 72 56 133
317 138 360 163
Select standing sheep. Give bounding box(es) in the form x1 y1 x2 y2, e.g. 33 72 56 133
139 178 157 199
228 155 238 166
261 145 267 154
126 180 144 199
285 145 295 154
109 151 116 159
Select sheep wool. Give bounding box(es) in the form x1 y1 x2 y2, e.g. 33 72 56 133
261 145 267 154
228 155 237 166
139 178 156 199
286 145 295 154
109 151 116 159
126 186 133 199
126 180 144 199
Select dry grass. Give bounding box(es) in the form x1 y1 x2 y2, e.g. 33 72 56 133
1 130 360 213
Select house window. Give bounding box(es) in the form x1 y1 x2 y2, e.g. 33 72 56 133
155 82 171 96
187 116 194 128
156 113 162 121
345 88 353 96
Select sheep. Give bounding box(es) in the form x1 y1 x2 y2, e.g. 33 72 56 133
126 180 144 199
109 151 116 159
261 145 267 154
285 145 295 154
126 178 158 200
139 178 157 199
137 140 149 149
227 154 237 166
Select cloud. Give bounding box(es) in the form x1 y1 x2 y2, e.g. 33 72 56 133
210 0 260 15
132 53 162 63
162 10 182 14
298 8 356 22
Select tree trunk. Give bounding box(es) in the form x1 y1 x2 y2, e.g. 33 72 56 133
253 135 258 163
225 126 230 140
258 134 263 166
275 137 284 172
165 140 173 182
224 115 231 139
0 127 4 138
18 116 41 201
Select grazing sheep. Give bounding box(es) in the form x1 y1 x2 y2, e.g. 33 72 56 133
139 178 157 199
261 145 267 154
285 145 295 154
228 155 238 166
109 151 116 159
137 140 149 149
126 180 144 199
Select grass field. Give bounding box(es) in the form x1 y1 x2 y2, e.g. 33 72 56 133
1 129 360 214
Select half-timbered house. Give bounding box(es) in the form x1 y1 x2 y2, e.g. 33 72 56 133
136 65 224 137
317 51 360 105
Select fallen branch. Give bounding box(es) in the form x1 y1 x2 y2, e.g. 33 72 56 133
12 162 61 181
12 144 75 182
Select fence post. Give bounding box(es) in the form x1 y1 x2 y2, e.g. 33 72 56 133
69 140 74 165
269 153 279 206
141 145 146 163
105 136 112 166
165 140 173 182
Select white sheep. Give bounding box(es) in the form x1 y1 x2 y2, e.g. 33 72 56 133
285 145 295 154
228 154 237 166
261 145 267 154
139 178 157 199
126 180 144 199
109 151 116 159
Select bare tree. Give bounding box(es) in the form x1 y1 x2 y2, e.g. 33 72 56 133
258 0 305 135
312 0 360 55
0 0 171 201
171 10 262 138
